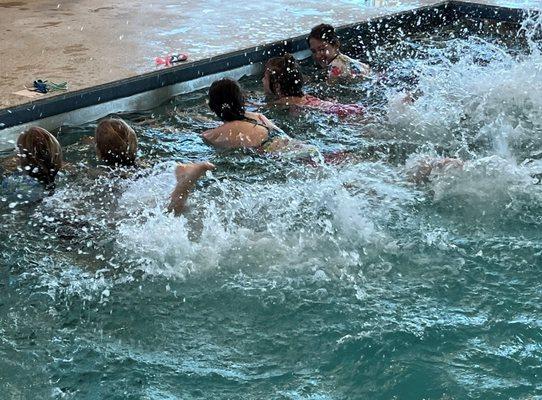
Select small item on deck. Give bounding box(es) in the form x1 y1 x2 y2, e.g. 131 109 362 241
33 79 48 93
155 53 189 67
31 79 68 94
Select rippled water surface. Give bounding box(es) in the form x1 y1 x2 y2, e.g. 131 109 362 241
1 13 542 400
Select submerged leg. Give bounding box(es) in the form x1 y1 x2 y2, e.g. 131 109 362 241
167 162 216 216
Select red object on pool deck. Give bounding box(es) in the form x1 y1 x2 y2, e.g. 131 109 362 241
155 53 189 67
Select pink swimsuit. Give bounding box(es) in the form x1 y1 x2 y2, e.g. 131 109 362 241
301 95 364 118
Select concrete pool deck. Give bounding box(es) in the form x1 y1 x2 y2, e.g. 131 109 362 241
0 0 537 112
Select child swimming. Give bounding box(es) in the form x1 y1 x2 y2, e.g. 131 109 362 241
203 78 328 160
263 54 365 117
95 117 216 215
308 23 371 82
1 126 63 187
405 156 464 184
95 118 139 167
17 126 64 188
201 78 284 149
0 127 64 207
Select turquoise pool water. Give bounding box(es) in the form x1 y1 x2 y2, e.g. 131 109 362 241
1 14 542 399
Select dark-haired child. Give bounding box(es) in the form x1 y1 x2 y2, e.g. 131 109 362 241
308 23 370 82
202 78 283 149
202 78 320 158
263 54 365 117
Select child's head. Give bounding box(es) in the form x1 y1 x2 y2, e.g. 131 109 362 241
208 78 246 121
263 54 304 98
17 126 63 186
95 118 137 167
308 23 341 68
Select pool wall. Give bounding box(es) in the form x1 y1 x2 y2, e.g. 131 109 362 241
0 0 536 150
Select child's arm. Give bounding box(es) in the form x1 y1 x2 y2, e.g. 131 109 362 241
168 162 216 216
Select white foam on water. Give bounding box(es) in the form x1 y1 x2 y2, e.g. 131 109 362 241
385 14 542 221
8 15 542 297
28 258 113 303
386 18 542 159
114 162 416 279
426 156 542 216
116 163 176 211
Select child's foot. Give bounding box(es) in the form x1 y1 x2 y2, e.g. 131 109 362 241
175 162 215 184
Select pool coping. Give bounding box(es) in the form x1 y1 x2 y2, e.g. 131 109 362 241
0 0 537 147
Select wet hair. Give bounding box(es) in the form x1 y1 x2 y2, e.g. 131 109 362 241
16 126 63 187
308 23 340 47
208 78 246 121
95 118 137 167
265 54 304 97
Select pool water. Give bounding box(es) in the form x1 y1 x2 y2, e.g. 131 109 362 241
1 14 542 400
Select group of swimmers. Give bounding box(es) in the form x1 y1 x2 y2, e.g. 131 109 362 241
2 23 459 217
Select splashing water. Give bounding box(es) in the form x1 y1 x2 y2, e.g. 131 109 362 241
1 14 542 400
385 15 542 161
115 161 412 279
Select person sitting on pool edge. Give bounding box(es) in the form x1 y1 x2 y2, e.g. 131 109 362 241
263 54 365 117
308 23 371 82
202 78 285 149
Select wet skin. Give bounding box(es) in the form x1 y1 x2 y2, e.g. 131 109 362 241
309 37 340 68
